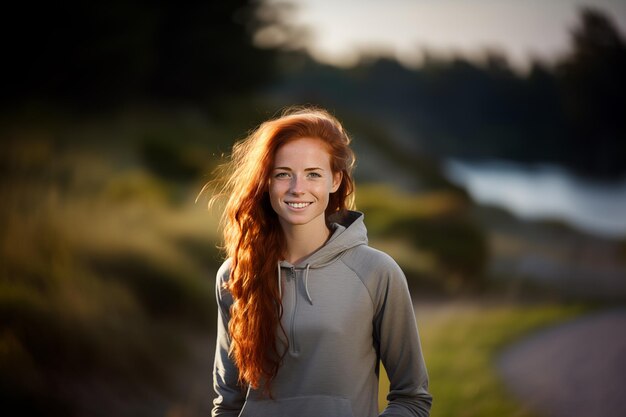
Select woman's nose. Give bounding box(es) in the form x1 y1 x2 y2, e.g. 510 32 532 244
289 176 304 194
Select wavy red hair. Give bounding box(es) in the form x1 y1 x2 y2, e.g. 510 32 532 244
209 106 355 392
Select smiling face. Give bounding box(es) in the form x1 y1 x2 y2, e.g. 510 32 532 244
269 137 342 233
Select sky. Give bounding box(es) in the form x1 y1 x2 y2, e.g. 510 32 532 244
262 0 626 70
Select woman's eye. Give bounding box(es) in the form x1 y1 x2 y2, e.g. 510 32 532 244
275 172 290 178
308 172 322 178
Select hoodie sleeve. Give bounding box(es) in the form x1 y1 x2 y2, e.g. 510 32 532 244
372 253 433 417
212 259 246 417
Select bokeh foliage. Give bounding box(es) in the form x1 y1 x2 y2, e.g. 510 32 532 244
0 115 222 416
356 185 488 292
3 0 278 108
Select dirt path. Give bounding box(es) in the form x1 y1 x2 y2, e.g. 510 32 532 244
497 308 626 417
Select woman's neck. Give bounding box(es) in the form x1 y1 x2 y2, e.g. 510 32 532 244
281 222 331 265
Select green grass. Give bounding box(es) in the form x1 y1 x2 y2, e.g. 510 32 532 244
378 302 587 417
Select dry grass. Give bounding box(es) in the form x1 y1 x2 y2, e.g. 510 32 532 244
1 134 221 415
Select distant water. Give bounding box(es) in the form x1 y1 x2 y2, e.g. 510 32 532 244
444 159 626 238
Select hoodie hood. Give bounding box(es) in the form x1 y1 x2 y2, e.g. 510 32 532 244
278 210 368 269
277 211 368 305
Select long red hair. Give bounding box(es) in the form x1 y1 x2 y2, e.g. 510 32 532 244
210 106 355 391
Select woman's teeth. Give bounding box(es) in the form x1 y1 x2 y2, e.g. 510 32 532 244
287 202 310 209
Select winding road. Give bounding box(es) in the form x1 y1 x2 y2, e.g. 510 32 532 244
497 308 626 417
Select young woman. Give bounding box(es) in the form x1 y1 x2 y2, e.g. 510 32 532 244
210 107 432 417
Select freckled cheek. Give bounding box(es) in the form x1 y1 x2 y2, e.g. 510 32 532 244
312 184 333 202
270 182 295 205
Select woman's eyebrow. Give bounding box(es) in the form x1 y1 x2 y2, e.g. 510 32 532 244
273 167 325 171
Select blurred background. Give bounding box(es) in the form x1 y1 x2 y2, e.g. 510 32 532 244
1 0 625 416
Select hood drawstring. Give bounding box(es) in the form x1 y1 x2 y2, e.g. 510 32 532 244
304 264 313 305
277 262 313 304
277 262 282 299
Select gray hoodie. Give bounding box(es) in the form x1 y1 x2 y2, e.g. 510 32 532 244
212 211 432 417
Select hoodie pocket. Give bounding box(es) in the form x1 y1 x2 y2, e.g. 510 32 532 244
238 395 354 417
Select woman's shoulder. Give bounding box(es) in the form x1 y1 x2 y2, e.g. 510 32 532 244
342 244 403 278
341 245 409 308
216 258 232 285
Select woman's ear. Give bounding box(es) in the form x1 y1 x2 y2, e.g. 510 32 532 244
331 171 342 193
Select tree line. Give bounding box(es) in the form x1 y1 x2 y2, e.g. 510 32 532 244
271 8 626 179
3 3 624 178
